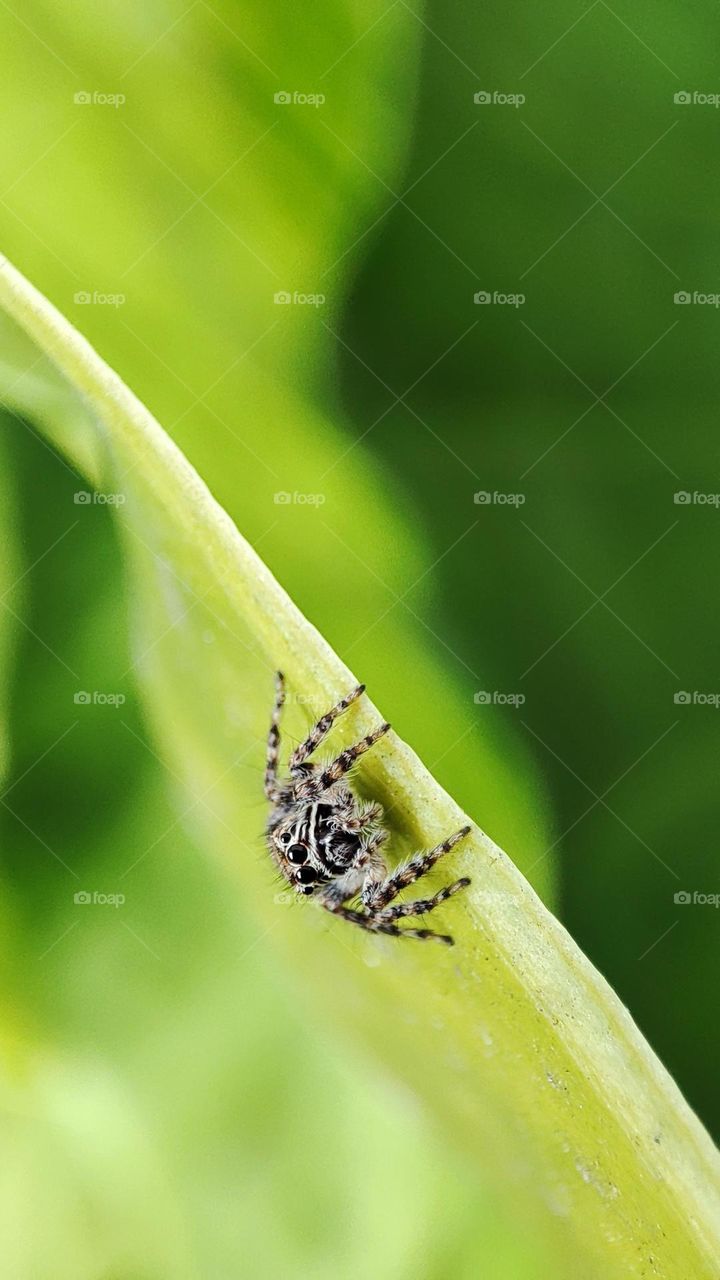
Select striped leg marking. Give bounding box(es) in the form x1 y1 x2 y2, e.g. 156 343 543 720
321 901 455 946
264 671 286 799
318 721 391 791
290 682 366 771
374 877 470 923
363 825 472 911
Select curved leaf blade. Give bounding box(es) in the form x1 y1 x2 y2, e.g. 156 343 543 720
0 254 718 1279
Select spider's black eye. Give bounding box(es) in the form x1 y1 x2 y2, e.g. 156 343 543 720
287 843 307 864
278 832 291 845
296 864 317 884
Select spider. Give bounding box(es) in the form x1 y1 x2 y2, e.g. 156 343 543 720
264 672 471 945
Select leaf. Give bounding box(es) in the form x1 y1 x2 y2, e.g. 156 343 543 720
1 253 719 1280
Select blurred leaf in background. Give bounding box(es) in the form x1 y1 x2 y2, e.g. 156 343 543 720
332 0 720 1137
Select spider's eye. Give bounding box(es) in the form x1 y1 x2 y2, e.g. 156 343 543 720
278 832 291 845
296 864 317 884
287 843 307 864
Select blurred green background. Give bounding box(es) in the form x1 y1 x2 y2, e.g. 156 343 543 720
0 2 717 1276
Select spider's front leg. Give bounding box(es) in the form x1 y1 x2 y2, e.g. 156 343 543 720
295 722 391 802
317 722 391 791
289 682 366 772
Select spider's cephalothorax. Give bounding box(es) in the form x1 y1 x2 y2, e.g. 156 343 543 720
264 673 472 945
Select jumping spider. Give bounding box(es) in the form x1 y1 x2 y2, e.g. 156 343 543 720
264 672 471 945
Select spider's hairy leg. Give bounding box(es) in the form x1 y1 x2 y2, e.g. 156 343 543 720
372 877 470 924
264 670 286 799
317 721 391 791
320 898 454 945
363 824 472 911
289 682 366 772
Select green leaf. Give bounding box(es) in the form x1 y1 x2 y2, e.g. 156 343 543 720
1 253 719 1280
